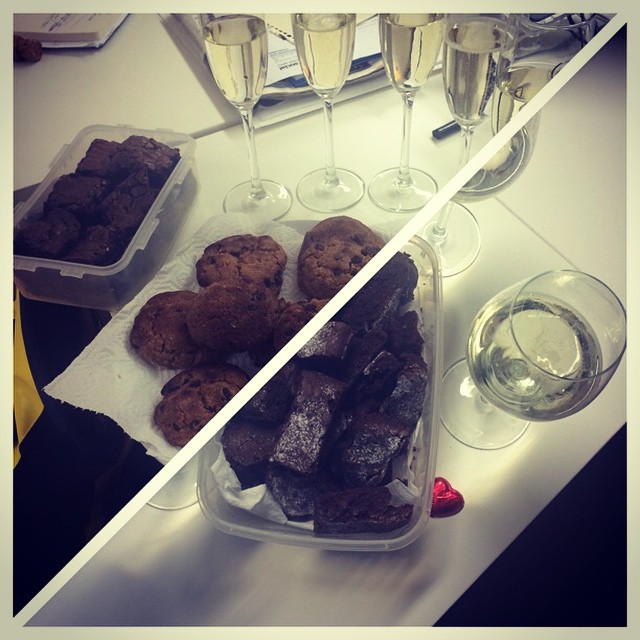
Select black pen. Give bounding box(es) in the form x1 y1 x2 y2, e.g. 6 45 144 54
432 120 460 140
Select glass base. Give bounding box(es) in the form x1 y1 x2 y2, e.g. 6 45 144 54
296 167 364 213
441 359 529 450
147 455 200 510
223 179 292 220
422 202 481 277
368 167 437 213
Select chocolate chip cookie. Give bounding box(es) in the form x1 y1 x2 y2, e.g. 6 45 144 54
195 233 287 291
297 216 385 299
154 363 249 446
129 290 215 369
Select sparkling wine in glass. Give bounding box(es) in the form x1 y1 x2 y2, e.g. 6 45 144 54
368 13 444 213
291 13 364 212
455 59 545 201
441 270 626 449
201 14 292 219
424 14 516 276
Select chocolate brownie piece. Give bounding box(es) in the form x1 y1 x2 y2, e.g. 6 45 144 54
14 208 82 259
43 173 112 224
63 224 127 266
111 135 181 186
296 320 354 370
154 363 249 447
297 216 385 299
99 169 160 234
314 485 414 534
265 464 316 521
340 325 389 384
221 418 281 488
196 234 287 291
387 310 424 357
349 350 403 406
273 298 329 350
186 283 281 354
338 251 418 335
271 369 346 475
130 290 216 369
380 353 430 427
237 364 296 424
76 138 121 179
332 412 414 487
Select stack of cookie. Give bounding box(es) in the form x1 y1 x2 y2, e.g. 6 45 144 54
129 216 385 447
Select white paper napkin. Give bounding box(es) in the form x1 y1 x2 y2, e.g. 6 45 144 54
44 212 307 464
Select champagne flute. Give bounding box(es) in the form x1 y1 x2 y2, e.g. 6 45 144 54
441 271 626 449
368 13 444 213
200 14 292 219
456 12 601 202
424 14 516 276
291 13 364 212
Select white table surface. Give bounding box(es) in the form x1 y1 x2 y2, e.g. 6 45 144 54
13 13 238 191
18 21 629 630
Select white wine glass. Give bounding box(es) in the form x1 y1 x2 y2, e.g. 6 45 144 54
291 13 365 212
200 14 292 219
368 13 444 213
441 270 626 450
424 14 517 276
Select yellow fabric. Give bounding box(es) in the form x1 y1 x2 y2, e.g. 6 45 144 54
13 292 44 467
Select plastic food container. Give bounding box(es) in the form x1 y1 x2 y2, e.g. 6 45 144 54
197 235 443 552
14 124 197 311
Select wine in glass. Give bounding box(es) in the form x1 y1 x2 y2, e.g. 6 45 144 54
200 14 292 219
291 13 365 212
424 14 516 276
454 59 545 202
368 13 444 213
441 270 626 449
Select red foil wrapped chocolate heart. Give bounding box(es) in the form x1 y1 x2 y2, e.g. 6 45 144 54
431 477 464 517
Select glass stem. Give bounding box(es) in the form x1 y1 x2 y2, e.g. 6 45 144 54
238 105 266 200
430 124 475 242
322 98 340 188
396 91 416 188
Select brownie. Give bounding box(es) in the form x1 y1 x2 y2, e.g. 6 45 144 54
338 251 418 335
332 412 414 487
99 169 160 234
14 208 81 259
380 353 430 427
153 363 248 447
348 350 403 406
273 298 329 351
43 173 112 224
341 325 389 385
221 418 281 488
186 283 281 354
110 135 181 186
297 216 385 299
265 464 316 521
75 138 121 178
195 234 287 291
63 224 127 266
270 369 346 476
130 290 216 369
314 485 414 534
387 310 424 356
296 320 354 370
237 364 296 424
